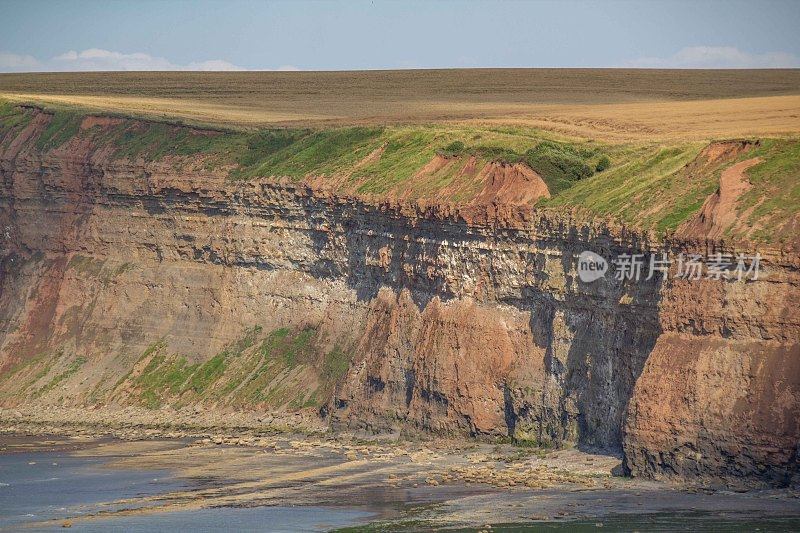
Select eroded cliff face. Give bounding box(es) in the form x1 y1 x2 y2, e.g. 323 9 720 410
1 112 798 487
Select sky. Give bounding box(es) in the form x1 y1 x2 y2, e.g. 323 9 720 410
1 0 799 72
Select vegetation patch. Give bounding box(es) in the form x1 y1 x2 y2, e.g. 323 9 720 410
736 138 800 244
233 129 308 173
34 356 87 398
1 97 795 244
544 143 707 231
0 102 607 199
236 127 384 179
0 101 33 132
438 140 465 157
595 154 611 172
433 138 604 194
541 138 798 243
35 111 82 151
522 141 598 194
116 325 354 410
108 121 245 164
321 345 353 383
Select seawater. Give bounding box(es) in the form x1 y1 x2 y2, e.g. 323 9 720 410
0 449 373 532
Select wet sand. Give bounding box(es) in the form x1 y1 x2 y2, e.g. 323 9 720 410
1 422 799 530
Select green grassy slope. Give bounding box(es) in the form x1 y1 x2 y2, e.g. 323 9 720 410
0 323 354 410
0 102 614 197
1 101 797 245
545 139 800 244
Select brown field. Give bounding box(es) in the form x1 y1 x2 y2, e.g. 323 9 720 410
2 69 800 139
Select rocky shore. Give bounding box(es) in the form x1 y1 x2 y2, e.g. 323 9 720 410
2 426 799 530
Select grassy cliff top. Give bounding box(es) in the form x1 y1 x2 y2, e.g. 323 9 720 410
2 69 800 140
1 95 798 247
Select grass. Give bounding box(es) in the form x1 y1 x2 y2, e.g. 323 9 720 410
735 139 800 244
34 356 87 398
544 137 800 243
115 325 354 409
0 100 32 129
353 128 441 194
238 127 384 179
187 354 227 394
0 97 797 244
0 101 609 195
438 139 603 194
543 143 708 231
321 346 353 383
112 122 220 160
34 110 82 150
231 123 611 199
524 141 597 193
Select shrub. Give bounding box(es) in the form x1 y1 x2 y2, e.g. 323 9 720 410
595 155 611 172
523 141 594 193
439 140 465 157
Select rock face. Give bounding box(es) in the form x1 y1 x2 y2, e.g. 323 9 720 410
1 111 798 487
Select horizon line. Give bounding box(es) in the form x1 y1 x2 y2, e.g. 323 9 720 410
3 66 800 75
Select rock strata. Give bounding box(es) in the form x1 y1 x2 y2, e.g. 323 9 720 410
1 111 798 486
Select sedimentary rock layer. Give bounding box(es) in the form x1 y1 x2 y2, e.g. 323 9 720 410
0 112 798 487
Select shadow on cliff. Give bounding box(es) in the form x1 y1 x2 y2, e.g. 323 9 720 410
307 199 480 308
522 224 663 454
306 195 664 453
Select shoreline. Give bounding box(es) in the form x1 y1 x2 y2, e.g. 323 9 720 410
2 417 799 530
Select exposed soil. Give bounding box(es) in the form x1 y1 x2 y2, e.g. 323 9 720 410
699 139 755 163
681 157 763 239
471 161 550 205
79 115 124 130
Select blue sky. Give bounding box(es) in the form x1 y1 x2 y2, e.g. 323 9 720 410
1 0 799 71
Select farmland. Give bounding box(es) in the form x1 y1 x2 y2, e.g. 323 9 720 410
1 69 799 139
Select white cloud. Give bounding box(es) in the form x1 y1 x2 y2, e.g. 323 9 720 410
0 51 40 70
628 46 800 69
0 48 247 72
51 48 177 71
275 65 301 71
186 59 244 71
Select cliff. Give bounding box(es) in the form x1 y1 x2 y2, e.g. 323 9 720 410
1 109 798 487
